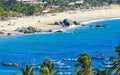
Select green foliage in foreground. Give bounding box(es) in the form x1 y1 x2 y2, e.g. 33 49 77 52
115 45 120 56
37 58 58 75
74 53 92 75
20 65 34 75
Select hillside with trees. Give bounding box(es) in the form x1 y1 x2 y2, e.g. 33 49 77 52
0 0 120 20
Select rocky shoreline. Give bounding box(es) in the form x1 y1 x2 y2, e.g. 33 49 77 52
0 6 120 35
0 19 82 35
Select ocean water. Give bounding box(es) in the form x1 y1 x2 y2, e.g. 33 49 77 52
0 18 120 75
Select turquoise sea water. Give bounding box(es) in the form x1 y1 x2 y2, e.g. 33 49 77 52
0 18 120 75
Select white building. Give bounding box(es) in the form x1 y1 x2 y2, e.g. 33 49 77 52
16 0 32 3
16 0 47 4
16 0 39 3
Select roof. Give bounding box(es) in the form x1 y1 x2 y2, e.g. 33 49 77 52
75 1 84 4
16 0 32 2
42 10 49 13
69 2 75 5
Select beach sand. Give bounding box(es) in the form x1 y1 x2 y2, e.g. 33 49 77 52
0 5 120 34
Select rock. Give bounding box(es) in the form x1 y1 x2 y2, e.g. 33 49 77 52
45 30 52 32
0 31 4 34
55 30 63 33
81 24 86 26
89 24 106 28
7 33 11 35
73 21 80 25
62 19 75 26
95 25 101 27
59 21 64 27
15 26 42 33
95 24 106 28
54 19 79 27
54 22 60 25
63 19 70 26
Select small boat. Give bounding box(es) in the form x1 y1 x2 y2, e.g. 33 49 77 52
102 61 113 65
99 64 113 69
33 65 41 70
54 66 70 69
62 58 77 62
105 64 113 68
2 62 20 67
53 61 65 65
59 72 71 75
91 56 104 60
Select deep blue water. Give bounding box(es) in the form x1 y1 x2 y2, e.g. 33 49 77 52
0 18 120 75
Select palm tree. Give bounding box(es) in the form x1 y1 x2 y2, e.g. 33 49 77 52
112 58 120 74
74 53 92 75
37 58 58 75
43 58 54 73
20 65 34 75
109 45 120 75
38 66 50 75
99 68 107 75
109 58 120 75
113 65 120 75
115 45 120 56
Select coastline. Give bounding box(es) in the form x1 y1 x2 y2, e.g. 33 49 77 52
80 17 120 25
0 5 120 35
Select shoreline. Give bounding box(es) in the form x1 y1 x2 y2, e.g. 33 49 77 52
80 17 120 24
0 6 120 35
0 17 120 37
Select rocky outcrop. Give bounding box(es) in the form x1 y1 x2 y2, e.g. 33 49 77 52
54 19 80 26
89 24 106 28
54 30 63 33
7 33 11 35
54 22 60 25
0 31 4 34
73 21 80 25
15 26 42 33
63 19 71 26
95 25 106 28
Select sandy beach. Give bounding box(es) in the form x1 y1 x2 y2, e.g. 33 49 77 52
0 5 120 34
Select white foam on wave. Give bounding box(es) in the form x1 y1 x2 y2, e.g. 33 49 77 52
81 17 120 24
52 25 81 33
60 17 120 33
59 17 120 31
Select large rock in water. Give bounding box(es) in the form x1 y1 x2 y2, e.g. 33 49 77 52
95 24 106 28
15 26 42 33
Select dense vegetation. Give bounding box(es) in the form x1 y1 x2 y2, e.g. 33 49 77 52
0 0 44 19
0 0 120 20
14 44 120 75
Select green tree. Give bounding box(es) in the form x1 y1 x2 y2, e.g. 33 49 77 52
115 45 120 56
74 53 92 75
37 58 58 75
112 45 120 75
109 45 120 75
20 65 34 75
93 68 108 75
